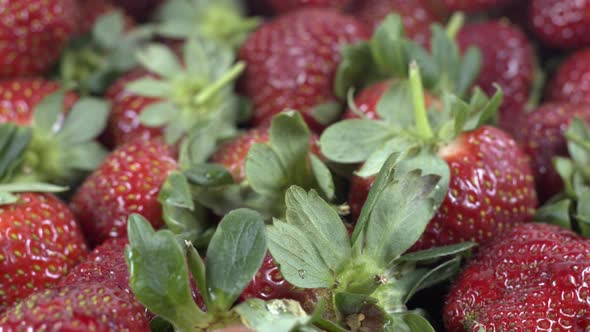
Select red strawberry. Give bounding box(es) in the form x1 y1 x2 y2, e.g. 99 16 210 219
0 282 150 331
0 0 80 78
456 20 535 134
547 48 590 103
444 223 590 331
240 252 297 301
511 103 590 203
443 0 515 12
238 8 370 131
70 139 177 246
351 0 445 45
530 0 590 49
0 193 88 312
0 79 77 125
350 126 537 250
267 0 351 13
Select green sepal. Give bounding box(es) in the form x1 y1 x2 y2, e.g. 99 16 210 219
185 241 211 309
32 91 65 135
125 214 207 332
155 0 260 49
0 182 68 205
139 102 179 127
0 124 33 181
267 186 351 289
206 208 266 312
401 256 462 303
136 43 183 79
310 155 335 201
235 299 321 332
334 41 375 99
126 78 173 98
390 312 436 332
334 292 378 317
183 163 235 187
92 11 125 50
370 14 408 79
535 198 573 230
55 97 109 144
311 102 343 126
376 80 414 126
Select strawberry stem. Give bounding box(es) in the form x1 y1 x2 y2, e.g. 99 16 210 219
410 62 433 140
445 12 465 40
194 61 245 105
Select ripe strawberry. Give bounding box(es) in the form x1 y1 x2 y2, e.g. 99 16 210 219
0 79 77 125
444 223 590 331
0 282 150 331
530 0 590 49
547 48 590 103
240 252 297 301
267 0 351 13
351 0 445 45
456 20 535 134
238 8 370 131
70 139 177 246
443 0 515 12
0 0 80 78
349 126 537 250
511 103 590 203
0 193 88 312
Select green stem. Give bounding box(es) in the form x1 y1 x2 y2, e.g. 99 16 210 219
445 12 465 40
409 62 433 140
194 61 246 105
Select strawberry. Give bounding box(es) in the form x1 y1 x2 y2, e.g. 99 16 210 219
0 0 80 78
70 139 177 246
322 63 537 251
444 223 590 331
530 0 590 49
238 8 370 131
511 103 590 203
267 0 351 13
546 48 590 104
104 39 244 147
443 0 515 12
456 20 535 134
0 192 88 312
240 252 297 301
0 282 150 331
350 0 445 45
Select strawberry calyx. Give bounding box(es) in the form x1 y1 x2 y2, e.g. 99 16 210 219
187 112 335 219
5 91 109 187
126 39 244 145
126 209 324 331
155 0 260 49
266 153 474 330
536 118 590 236
59 12 153 95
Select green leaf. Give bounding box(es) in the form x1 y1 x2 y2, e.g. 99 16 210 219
236 299 318 332
269 112 311 187
402 313 435 332
566 118 590 168
334 292 378 316
139 101 178 127
32 91 64 135
0 192 19 205
136 43 183 79
126 78 173 98
125 214 206 331
430 25 460 90
0 124 32 179
206 208 266 311
402 41 439 89
402 256 462 303
370 14 407 78
56 98 109 144
183 38 210 77
159 172 194 210
363 169 442 265
310 155 335 201
311 102 342 126
268 186 351 288
245 144 286 196
157 20 195 38
554 157 576 197
398 242 476 263
577 190 590 236
376 81 413 126
334 41 374 99
456 47 482 97
320 120 397 163
183 163 234 187
163 117 186 144
0 183 67 193
535 198 572 230
355 137 415 178
65 142 108 171
185 242 211 309
93 11 125 49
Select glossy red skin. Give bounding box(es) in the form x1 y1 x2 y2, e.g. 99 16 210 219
511 103 590 203
70 139 177 247
351 0 444 46
0 0 79 78
240 252 298 301
0 282 150 331
0 193 88 313
443 0 515 12
457 20 535 135
547 49 590 103
104 69 164 147
238 8 370 131
350 126 537 250
530 0 590 49
268 0 351 13
0 79 78 125
445 223 590 332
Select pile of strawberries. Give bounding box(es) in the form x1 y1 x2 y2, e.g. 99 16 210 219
2 0 590 331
